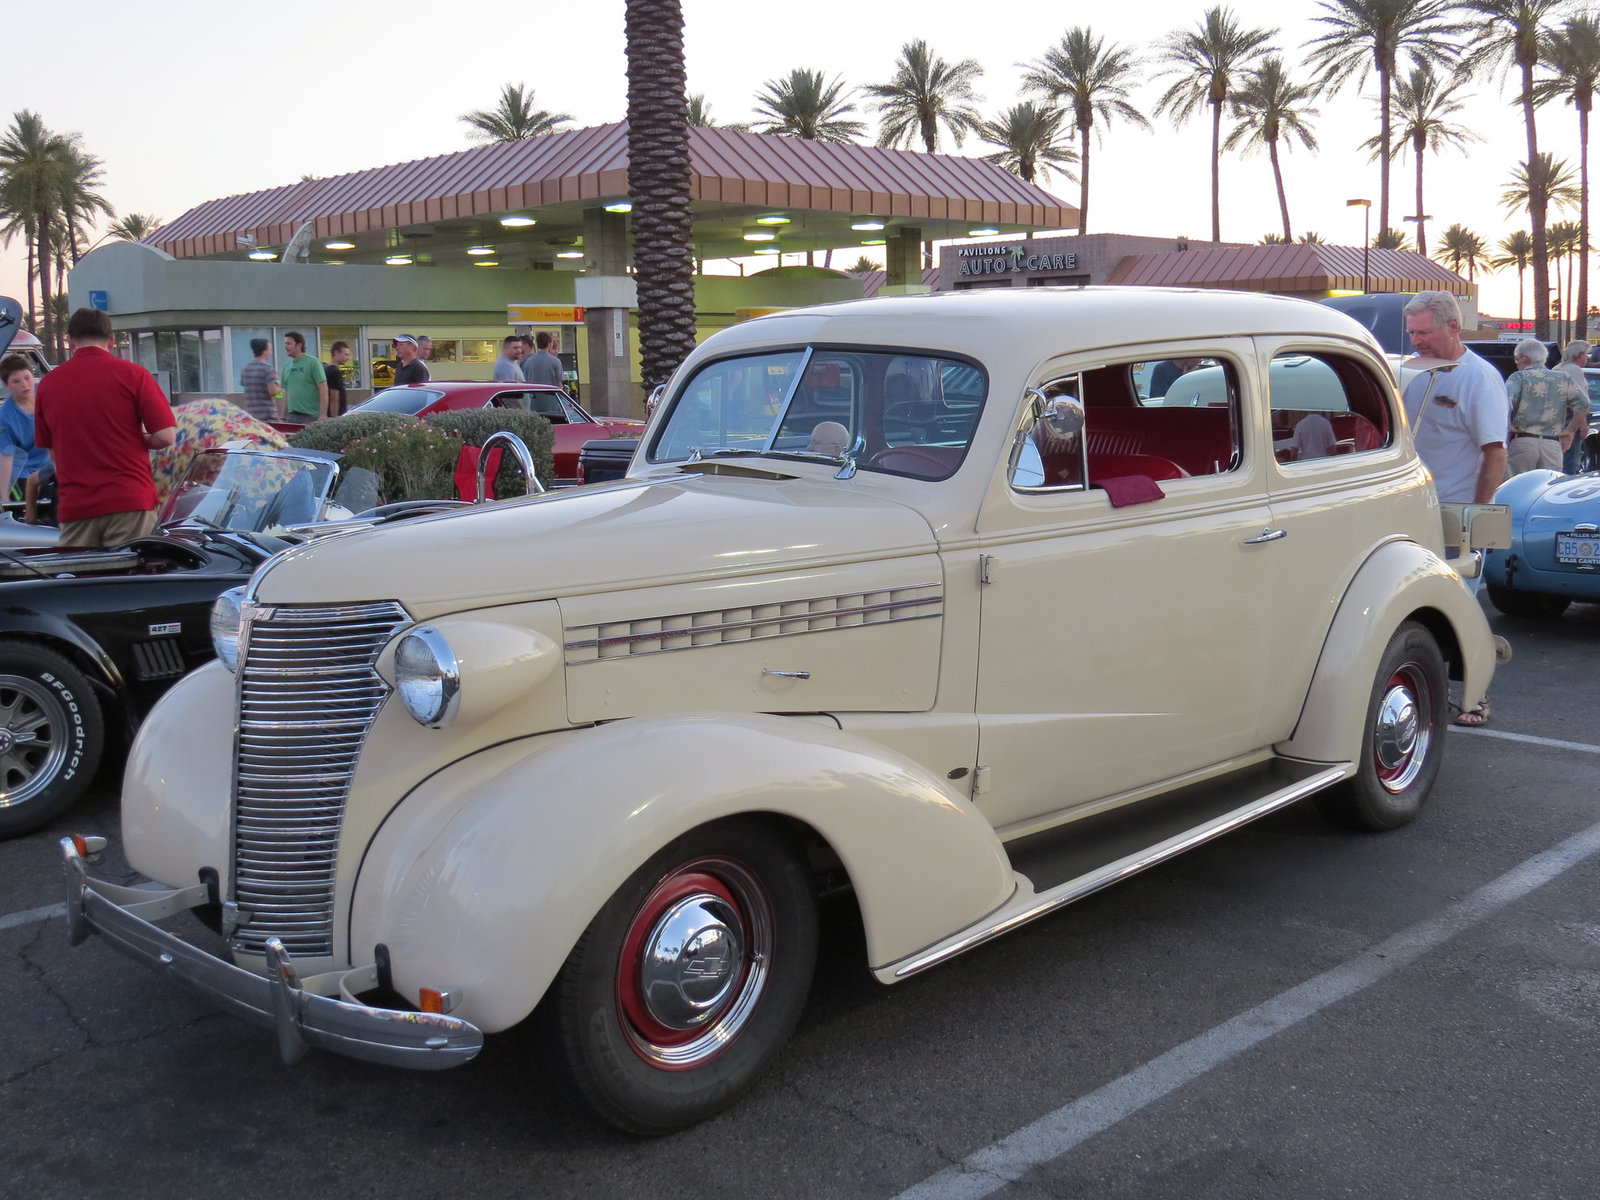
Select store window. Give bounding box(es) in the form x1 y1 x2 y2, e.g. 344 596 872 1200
461 338 497 365
200 329 224 392
230 327 273 388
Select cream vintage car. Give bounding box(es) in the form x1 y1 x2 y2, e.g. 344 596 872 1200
62 287 1506 1134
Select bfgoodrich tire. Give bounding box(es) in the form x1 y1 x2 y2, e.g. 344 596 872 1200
548 820 818 1135
0 644 104 838
1316 621 1448 832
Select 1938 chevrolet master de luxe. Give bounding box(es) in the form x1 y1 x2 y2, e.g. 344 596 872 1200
63 287 1505 1134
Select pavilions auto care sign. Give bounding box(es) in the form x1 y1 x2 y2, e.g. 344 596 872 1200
956 245 1079 277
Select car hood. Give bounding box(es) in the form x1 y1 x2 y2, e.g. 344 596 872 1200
0 296 22 359
252 469 939 614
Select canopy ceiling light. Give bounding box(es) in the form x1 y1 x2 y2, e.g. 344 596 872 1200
385 255 413 266
860 238 886 246
742 231 777 242
967 227 1000 236
555 250 585 259
499 216 537 228
466 246 495 256
754 246 782 255
247 249 277 261
755 214 791 225
323 240 355 251
603 202 633 213
473 261 500 267
851 220 885 231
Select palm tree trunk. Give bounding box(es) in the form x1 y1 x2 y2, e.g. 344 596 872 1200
1269 137 1291 240
625 0 697 393
1567 249 1575 339
1379 67 1393 236
1414 133 1427 254
1525 60 1551 340
1078 123 1091 236
33 187 53 358
1580 103 1591 339
23 230 36 333
1518 260 1525 323
1209 100 1222 242
921 114 937 155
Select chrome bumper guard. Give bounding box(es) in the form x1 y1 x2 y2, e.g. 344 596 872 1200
61 838 482 1071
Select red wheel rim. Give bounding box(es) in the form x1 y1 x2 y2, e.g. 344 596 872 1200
1373 663 1433 793
614 857 774 1070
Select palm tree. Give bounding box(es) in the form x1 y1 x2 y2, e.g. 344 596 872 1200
1461 0 1568 339
1223 56 1319 241
1298 231 1328 243
1363 65 1479 253
108 212 162 242
625 1 697 393
686 93 750 132
1502 153 1584 216
1260 232 1288 243
1304 0 1462 239
459 83 573 144
864 40 983 154
1493 229 1535 319
752 69 866 142
976 103 1079 185
1154 6 1277 242
847 255 878 274
1373 226 1409 248
1020 28 1149 234
1548 219 1581 336
0 168 37 330
1434 223 1489 280
1536 15 1600 336
0 111 72 348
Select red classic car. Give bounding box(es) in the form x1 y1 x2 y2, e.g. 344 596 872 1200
348 382 644 485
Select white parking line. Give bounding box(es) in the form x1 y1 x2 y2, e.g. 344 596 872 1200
894 816 1600 1200
0 902 65 932
1449 726 1600 755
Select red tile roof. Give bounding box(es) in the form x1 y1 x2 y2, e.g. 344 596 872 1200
152 123 1075 259
1106 243 1468 292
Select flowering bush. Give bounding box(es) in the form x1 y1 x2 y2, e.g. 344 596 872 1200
341 424 463 502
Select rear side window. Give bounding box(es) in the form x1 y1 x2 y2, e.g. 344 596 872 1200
1267 353 1393 464
359 387 443 414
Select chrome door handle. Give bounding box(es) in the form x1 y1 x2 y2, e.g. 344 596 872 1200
762 669 811 679
1243 527 1287 545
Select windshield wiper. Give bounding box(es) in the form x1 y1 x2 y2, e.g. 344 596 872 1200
687 446 765 461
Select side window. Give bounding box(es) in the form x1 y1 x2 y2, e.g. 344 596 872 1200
1268 352 1393 464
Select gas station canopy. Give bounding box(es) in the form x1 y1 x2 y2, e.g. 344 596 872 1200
151 122 1077 268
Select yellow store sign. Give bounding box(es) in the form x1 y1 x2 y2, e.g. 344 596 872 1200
508 304 585 324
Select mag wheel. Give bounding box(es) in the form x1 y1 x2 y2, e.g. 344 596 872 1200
550 821 817 1135
1316 622 1447 832
0 644 104 838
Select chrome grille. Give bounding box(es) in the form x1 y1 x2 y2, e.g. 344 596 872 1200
231 601 410 957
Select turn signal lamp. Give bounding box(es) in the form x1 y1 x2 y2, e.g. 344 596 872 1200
419 987 457 1014
70 834 107 857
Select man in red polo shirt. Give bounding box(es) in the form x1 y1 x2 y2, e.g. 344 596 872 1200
35 308 176 547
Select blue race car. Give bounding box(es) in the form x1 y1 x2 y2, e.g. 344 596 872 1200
1484 469 1600 617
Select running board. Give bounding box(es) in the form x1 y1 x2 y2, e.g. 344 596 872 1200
876 760 1350 983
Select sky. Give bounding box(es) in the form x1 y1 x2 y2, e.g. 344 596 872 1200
0 0 1583 324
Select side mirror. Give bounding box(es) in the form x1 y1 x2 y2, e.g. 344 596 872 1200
1039 394 1085 440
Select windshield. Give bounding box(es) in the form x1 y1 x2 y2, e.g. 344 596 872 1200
160 450 337 531
355 387 444 414
647 348 986 480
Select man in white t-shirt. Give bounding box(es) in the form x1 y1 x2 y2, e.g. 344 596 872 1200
1400 290 1508 726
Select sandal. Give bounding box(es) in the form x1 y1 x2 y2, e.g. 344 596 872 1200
1455 698 1491 727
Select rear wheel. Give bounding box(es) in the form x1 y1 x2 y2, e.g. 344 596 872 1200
1316 622 1447 832
0 645 104 838
1486 582 1570 619
549 821 817 1135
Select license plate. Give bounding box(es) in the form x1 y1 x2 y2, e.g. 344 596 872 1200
1557 533 1600 565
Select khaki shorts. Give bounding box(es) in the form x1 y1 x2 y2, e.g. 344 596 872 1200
58 509 158 548
1506 435 1563 477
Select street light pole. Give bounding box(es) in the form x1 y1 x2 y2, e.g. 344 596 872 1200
1403 213 1432 256
1347 198 1372 294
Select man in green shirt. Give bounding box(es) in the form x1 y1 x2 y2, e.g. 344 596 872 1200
281 331 328 421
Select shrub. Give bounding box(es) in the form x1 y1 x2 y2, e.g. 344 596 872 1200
341 423 464 503
287 410 417 454
424 408 556 494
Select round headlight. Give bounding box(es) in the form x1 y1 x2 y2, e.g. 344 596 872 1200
210 586 247 672
395 626 460 727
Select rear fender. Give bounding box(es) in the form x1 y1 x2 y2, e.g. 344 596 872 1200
1277 540 1494 763
349 713 1014 1032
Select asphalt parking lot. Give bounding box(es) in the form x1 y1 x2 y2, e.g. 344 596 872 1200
3 597 1599 1200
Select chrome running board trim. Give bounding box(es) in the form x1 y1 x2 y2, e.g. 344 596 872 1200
878 763 1350 982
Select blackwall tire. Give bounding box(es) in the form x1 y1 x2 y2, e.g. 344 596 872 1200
1316 621 1447 833
0 644 104 839
549 820 818 1135
1486 582 1571 619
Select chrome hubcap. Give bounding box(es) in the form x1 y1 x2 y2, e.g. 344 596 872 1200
638 894 745 1031
0 675 65 810
1373 665 1432 794
1375 686 1418 770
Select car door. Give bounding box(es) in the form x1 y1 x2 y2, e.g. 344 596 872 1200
970 342 1277 832
1253 338 1429 740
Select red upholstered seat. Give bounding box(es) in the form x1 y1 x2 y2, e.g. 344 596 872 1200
1088 452 1188 482
1082 407 1234 476
454 444 504 501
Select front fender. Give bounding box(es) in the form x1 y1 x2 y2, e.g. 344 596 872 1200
1276 539 1494 763
349 713 1014 1033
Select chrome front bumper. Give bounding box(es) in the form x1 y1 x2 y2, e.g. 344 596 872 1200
61 838 482 1071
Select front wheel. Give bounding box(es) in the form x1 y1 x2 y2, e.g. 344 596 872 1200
1486 582 1570 619
0 644 104 838
1316 622 1447 832
548 820 818 1135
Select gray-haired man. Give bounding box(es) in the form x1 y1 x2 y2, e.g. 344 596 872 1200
1506 336 1585 477
1556 339 1592 472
